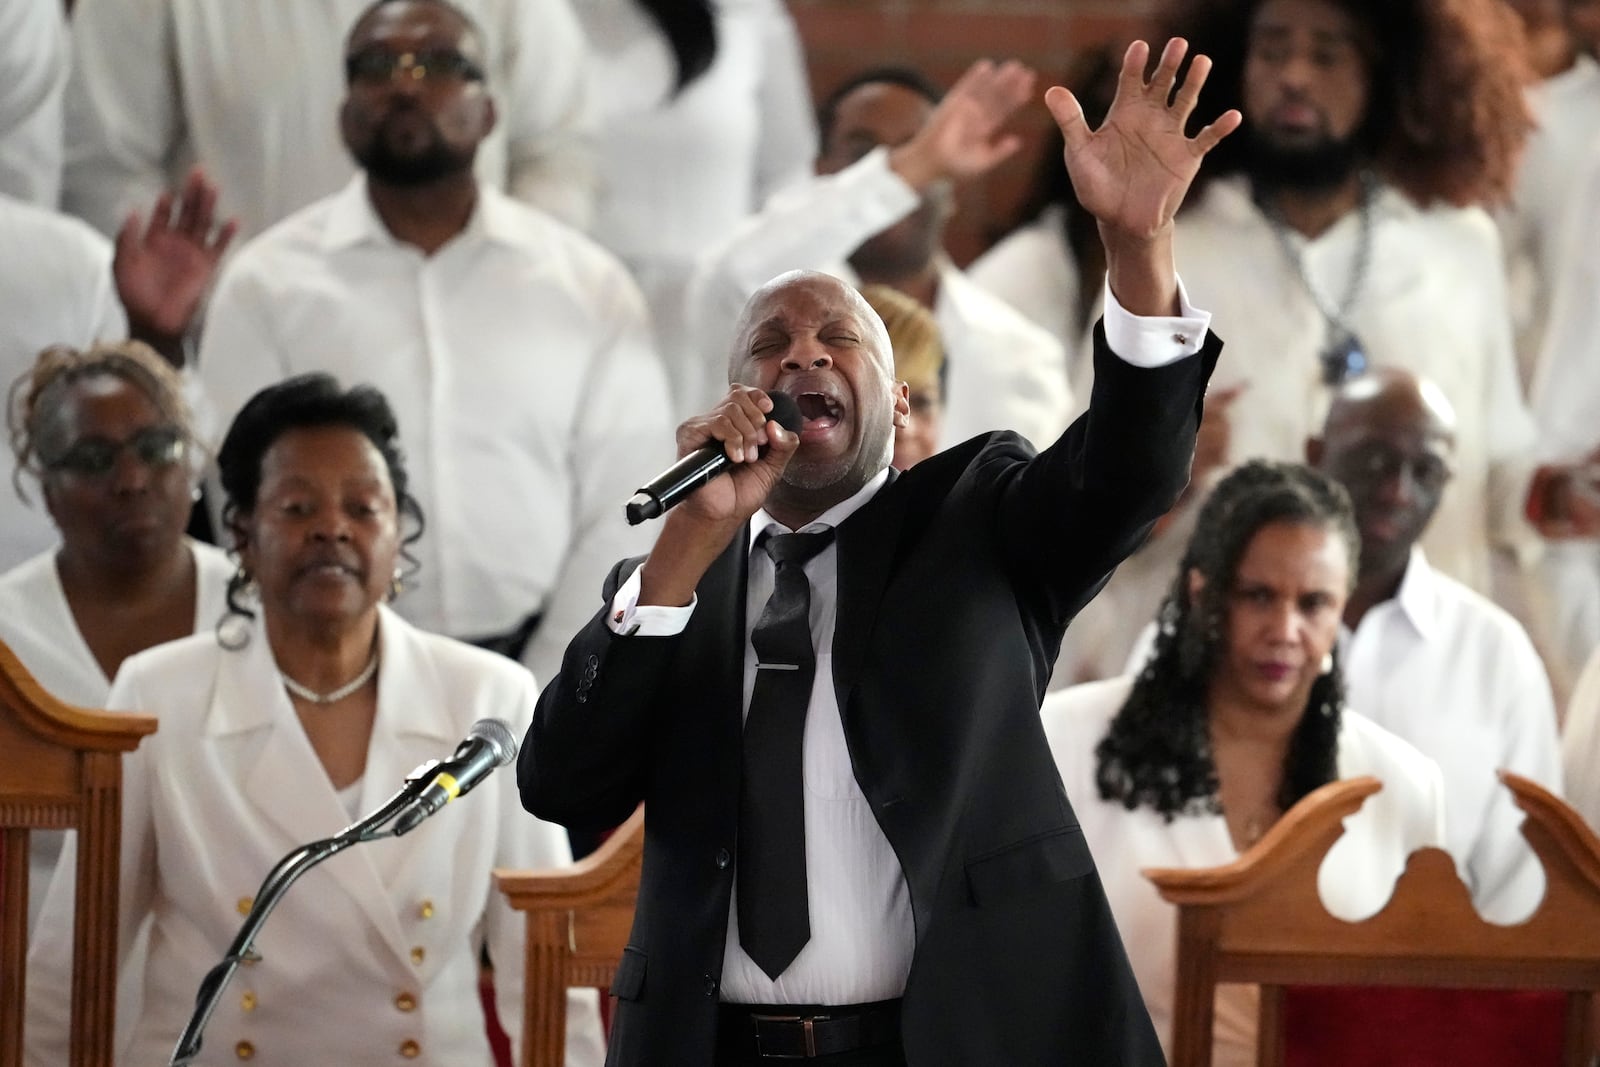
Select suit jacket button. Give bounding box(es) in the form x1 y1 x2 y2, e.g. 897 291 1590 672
399 1038 421 1058
703 975 718 997
235 1041 255 1060
714 848 730 869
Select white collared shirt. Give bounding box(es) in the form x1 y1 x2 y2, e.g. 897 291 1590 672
0 195 126 572
198 176 672 687
1167 176 1539 594
607 283 1209 1003
0 0 66 207
576 0 817 378
1341 547 1564 923
62 0 596 241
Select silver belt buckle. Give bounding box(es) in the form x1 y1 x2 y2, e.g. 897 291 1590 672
751 1013 821 1058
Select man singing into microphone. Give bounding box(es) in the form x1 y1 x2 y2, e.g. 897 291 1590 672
522 41 1238 1066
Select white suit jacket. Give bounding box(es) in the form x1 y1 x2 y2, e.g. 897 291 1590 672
1042 676 1446 1067
26 605 603 1067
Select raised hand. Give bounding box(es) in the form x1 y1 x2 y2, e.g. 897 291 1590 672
891 59 1037 190
113 167 239 362
1045 39 1239 244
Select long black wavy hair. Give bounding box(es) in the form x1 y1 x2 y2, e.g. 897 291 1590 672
1095 460 1360 820
637 0 719 93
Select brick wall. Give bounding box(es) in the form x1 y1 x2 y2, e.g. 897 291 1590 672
787 0 1158 264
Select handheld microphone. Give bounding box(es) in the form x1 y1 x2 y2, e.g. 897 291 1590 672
625 391 803 525
391 718 518 836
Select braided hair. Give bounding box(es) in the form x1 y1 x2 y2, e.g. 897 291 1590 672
1095 460 1360 820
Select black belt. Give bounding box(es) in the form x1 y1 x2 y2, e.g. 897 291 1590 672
460 612 542 662
719 999 902 1059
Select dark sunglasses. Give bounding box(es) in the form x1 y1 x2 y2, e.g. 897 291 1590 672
46 426 187 478
345 48 485 86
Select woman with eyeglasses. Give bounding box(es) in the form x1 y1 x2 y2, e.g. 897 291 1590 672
0 341 233 931
24 373 602 1067
1039 461 1446 1067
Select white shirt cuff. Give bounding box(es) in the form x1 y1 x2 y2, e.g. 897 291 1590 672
606 563 696 637
1101 274 1212 368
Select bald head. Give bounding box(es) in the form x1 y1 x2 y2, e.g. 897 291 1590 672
1321 366 1457 444
1309 367 1456 581
728 271 895 381
725 270 909 517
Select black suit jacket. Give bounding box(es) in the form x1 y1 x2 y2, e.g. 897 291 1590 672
522 325 1221 1065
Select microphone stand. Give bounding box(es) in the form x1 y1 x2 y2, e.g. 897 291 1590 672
167 759 441 1066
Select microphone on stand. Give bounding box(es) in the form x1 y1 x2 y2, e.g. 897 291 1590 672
624 391 804 525
391 718 518 836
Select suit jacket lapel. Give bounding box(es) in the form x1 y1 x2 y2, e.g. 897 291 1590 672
832 467 908 712
222 618 414 968
685 538 749 793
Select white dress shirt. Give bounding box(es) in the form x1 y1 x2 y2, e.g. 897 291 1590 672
1041 675 1447 1067
1171 176 1538 595
24 605 604 1067
577 0 815 371
1121 546 1565 924
62 0 596 241
0 0 66 207
1341 547 1564 923
1527 132 1600 677
0 195 126 571
604 283 1209 1004
966 205 1086 382
1563 643 1600 835
197 176 672 687
1497 55 1600 387
0 540 233 932
684 146 1074 450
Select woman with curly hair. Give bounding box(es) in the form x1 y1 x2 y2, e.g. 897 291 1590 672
0 342 233 932
25 374 603 1066
1041 460 1445 1066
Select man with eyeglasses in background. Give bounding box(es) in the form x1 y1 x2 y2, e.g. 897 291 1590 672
197 0 670 704
1306 366 1564 925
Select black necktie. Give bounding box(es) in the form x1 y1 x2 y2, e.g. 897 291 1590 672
738 527 835 980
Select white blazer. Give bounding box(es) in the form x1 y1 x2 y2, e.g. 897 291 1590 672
1042 676 1447 1067
26 604 603 1067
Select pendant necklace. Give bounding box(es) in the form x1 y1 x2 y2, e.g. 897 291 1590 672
1262 171 1377 385
279 646 380 704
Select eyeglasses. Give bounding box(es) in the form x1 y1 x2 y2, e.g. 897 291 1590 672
45 426 187 478
345 48 485 86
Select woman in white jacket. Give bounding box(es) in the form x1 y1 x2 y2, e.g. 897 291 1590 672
26 373 602 1066
1041 461 1446 1067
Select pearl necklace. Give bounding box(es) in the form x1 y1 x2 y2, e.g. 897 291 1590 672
279 648 379 705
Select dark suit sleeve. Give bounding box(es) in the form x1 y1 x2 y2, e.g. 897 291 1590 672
995 319 1221 625
518 556 674 831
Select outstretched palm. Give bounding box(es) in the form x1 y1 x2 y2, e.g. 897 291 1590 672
113 167 238 352
1046 39 1240 242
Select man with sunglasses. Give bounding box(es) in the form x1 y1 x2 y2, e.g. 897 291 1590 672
61 0 593 243
198 0 671 699
1307 367 1564 925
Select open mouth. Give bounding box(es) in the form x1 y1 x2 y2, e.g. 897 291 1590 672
796 391 843 433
